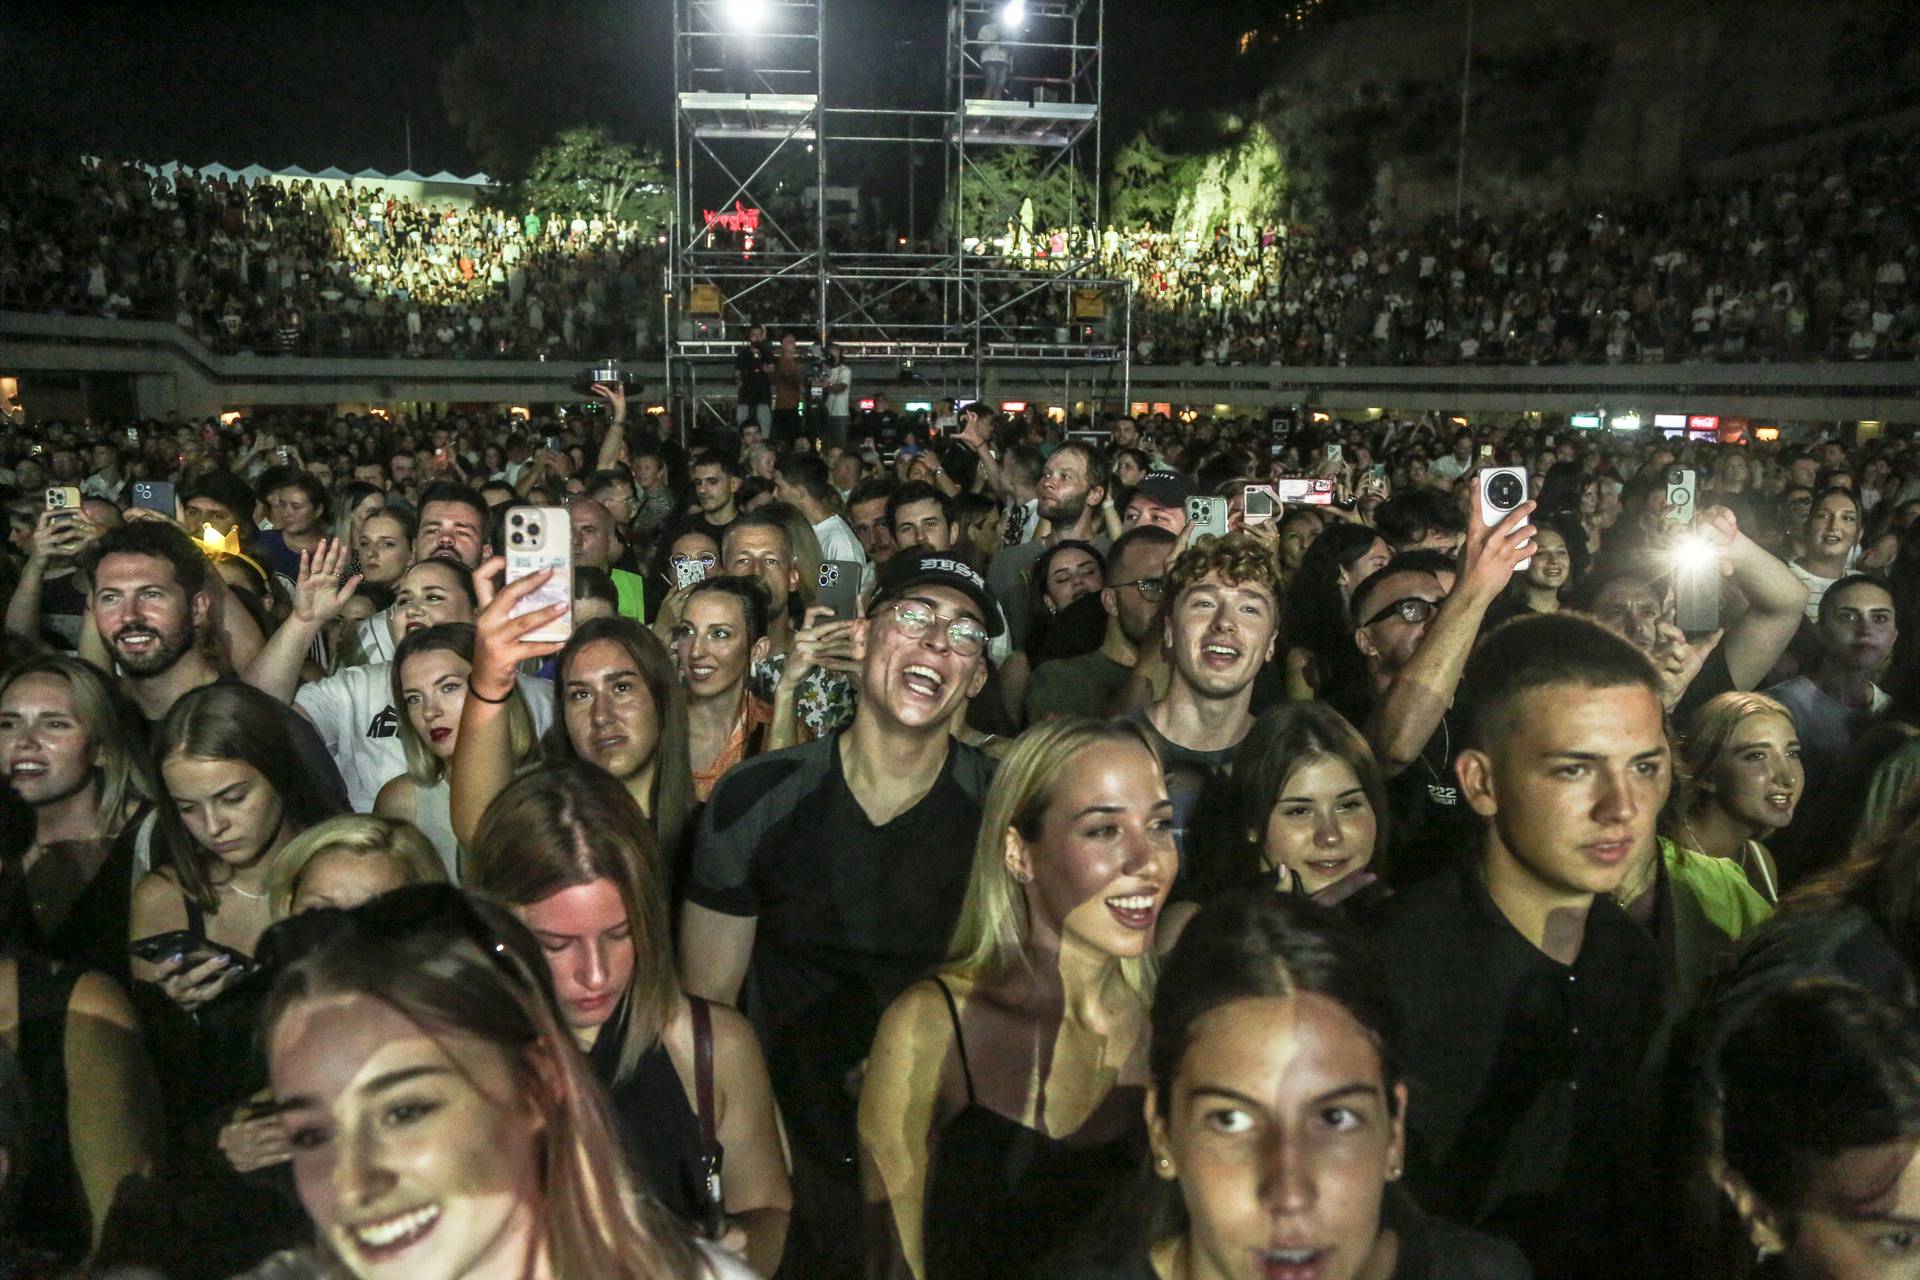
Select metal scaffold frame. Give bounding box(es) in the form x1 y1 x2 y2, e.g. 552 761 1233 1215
668 0 1130 429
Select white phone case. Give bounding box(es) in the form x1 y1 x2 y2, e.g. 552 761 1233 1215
504 506 574 644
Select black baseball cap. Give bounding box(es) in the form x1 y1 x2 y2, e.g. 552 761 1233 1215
870 550 1004 635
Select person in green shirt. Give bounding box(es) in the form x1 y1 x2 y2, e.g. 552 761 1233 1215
1666 691 1804 905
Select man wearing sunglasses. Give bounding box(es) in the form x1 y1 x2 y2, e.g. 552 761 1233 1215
1025 525 1176 722
679 549 999 1279
1355 474 1536 885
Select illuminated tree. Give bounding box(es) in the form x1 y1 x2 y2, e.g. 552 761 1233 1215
514 128 670 225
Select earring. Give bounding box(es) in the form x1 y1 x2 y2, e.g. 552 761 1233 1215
1387 1164 1403 1181
1155 1156 1173 1175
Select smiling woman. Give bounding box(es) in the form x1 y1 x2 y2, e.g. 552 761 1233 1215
860 718 1176 1280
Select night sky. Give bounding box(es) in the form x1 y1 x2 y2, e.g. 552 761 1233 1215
1 0 1257 175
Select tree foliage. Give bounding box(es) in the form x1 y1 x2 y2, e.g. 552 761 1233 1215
946 150 1092 241
514 127 670 225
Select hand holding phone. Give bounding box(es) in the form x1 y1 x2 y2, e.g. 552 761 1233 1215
816 560 863 622
504 507 573 644
1185 496 1228 540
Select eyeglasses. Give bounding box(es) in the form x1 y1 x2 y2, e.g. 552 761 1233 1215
888 601 990 656
1361 596 1440 628
671 552 718 570
1110 575 1166 602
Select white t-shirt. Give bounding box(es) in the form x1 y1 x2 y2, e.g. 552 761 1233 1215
296 663 554 812
825 364 852 417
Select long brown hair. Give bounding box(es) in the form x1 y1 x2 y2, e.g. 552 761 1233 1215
465 762 679 1085
551 618 695 855
257 893 705 1280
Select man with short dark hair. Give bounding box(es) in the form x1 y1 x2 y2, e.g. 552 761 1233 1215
774 450 865 570
886 481 958 553
1374 486 1468 554
1368 613 1668 1280
680 550 999 1279
847 477 897 563
1025 524 1174 721
689 449 743 543
735 322 773 432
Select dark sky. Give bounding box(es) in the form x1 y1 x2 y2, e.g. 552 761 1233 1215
0 0 1253 175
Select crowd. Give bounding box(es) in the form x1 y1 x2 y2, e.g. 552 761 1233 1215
7 379 1920 1280
12 124 1920 370
0 154 666 359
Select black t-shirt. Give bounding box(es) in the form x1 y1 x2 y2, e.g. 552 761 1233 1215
685 732 995 1164
1383 707 1479 888
1671 644 1736 725
734 340 772 403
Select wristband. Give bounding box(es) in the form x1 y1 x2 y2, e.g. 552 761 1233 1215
467 681 515 705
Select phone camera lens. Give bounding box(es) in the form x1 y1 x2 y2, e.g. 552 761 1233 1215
1488 473 1523 509
510 532 525 546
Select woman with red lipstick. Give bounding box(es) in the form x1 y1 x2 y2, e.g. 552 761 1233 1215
1054 890 1527 1280
243 885 746 1280
667 579 774 802
861 718 1177 1280
466 764 792 1276
377 623 541 877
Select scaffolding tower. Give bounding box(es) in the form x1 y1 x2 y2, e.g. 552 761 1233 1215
667 0 1129 428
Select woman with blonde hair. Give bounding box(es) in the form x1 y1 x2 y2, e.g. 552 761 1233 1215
264 814 446 920
1666 690 1803 904
376 622 540 877
240 883 749 1280
860 717 1177 1280
466 762 791 1276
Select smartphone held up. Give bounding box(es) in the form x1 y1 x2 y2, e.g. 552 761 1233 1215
504 506 574 644
1478 467 1533 570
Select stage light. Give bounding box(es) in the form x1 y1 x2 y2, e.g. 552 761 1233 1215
1000 0 1026 28
724 0 767 31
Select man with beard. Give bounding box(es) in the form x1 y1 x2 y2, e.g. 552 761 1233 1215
76 522 348 809
986 439 1110 647
1128 531 1281 855
1025 524 1175 721
679 550 998 1280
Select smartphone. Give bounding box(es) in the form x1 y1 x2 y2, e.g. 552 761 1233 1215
1478 444 1494 460
125 426 140 444
44 486 82 512
1368 463 1387 479
1478 466 1532 570
1185 496 1228 540
543 435 564 452
1324 443 1343 466
129 930 259 976
1666 467 1697 525
503 506 574 644
1243 485 1279 525
816 559 863 622
1274 478 1337 506
131 480 176 515
674 558 709 590
1674 558 1720 635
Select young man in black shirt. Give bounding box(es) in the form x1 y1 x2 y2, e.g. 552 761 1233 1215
679 550 999 1280
1366 613 1669 1280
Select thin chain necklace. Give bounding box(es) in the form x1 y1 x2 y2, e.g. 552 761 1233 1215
1682 815 1755 882
221 879 266 901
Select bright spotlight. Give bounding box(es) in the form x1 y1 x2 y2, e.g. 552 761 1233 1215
723 0 767 31
1000 0 1026 27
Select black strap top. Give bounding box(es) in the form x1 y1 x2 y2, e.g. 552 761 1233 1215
922 978 1148 1280
587 996 711 1225
15 953 91 1265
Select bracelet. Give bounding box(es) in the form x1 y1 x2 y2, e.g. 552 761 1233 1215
467 681 515 705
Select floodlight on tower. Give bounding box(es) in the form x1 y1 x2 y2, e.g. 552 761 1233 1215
1001 0 1026 28
724 0 768 31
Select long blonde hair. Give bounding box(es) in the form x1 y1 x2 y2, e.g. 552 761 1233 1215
465 762 680 1085
945 717 1163 998
0 654 159 838
258 889 704 1280
1663 691 1800 838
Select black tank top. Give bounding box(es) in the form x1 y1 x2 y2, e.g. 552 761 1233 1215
587 995 711 1224
922 978 1148 1280
15 953 91 1264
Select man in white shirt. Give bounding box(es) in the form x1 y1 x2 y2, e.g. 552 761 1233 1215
773 450 869 575
1428 431 1476 481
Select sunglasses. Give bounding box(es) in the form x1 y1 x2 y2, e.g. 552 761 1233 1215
254 883 531 992
1361 596 1440 628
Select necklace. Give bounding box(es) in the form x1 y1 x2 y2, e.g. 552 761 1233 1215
223 881 266 901
1611 845 1658 909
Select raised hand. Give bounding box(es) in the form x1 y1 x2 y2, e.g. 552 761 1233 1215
470 555 568 698
589 381 628 423
290 538 363 625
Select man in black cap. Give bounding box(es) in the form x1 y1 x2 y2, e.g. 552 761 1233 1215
1122 468 1193 532
680 549 1000 1280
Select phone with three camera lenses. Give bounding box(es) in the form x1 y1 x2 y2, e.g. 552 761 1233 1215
1185 496 1228 540
504 506 573 644
1478 466 1533 570
816 560 863 622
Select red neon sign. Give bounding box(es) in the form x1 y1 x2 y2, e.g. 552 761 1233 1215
702 201 763 234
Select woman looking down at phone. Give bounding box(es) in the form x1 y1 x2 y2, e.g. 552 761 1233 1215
467 764 792 1274
131 682 342 1013
667 578 774 802
452 563 694 858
